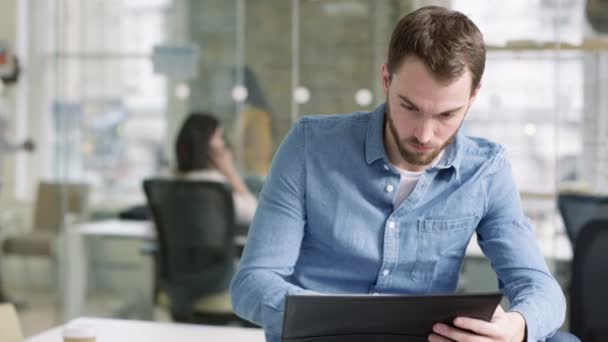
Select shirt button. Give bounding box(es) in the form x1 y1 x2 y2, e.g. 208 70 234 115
383 164 389 171
388 221 396 229
382 269 390 276
386 184 394 193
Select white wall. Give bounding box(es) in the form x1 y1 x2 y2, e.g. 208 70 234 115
0 0 19 203
1 0 53 290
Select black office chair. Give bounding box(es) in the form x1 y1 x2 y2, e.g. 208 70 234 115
570 219 608 341
143 178 247 325
557 193 608 247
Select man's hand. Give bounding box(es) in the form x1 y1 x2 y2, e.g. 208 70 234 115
428 305 526 342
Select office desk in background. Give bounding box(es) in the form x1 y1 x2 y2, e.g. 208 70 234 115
24 317 265 342
75 219 247 246
59 219 248 321
58 219 572 321
58 220 155 321
462 233 572 294
465 232 572 261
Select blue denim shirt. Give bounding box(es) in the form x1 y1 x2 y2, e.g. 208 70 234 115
230 104 565 342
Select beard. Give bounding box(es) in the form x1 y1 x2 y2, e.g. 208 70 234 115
386 100 458 166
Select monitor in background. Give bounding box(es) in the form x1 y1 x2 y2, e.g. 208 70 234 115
557 193 608 246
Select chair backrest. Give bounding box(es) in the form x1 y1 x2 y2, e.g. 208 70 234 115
557 193 608 247
143 178 236 315
0 303 23 342
570 219 608 341
32 181 90 232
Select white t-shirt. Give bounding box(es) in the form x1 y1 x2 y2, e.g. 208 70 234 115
392 151 443 209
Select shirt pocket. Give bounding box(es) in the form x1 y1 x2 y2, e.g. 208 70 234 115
412 216 478 286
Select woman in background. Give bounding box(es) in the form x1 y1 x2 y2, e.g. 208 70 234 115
174 112 257 225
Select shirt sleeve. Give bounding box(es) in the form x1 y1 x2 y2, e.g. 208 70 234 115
230 119 315 339
476 154 566 342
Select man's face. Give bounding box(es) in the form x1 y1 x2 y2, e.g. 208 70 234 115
381 56 479 171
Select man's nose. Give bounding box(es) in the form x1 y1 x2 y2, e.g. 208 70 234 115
413 118 433 145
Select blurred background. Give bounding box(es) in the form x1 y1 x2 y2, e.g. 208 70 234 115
0 0 607 338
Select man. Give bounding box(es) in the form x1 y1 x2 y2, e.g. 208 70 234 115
231 6 574 342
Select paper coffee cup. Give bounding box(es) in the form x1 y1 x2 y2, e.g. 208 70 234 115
62 323 96 342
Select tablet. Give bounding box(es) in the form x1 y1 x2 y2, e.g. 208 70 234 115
281 292 502 342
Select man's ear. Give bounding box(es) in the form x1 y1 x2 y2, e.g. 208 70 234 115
381 64 391 96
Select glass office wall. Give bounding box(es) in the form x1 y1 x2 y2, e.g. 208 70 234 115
167 0 607 194
8 0 607 322
12 0 601 235
27 0 169 210
297 0 378 116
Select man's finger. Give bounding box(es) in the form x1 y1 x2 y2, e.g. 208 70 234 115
453 316 499 338
433 323 489 342
428 333 454 342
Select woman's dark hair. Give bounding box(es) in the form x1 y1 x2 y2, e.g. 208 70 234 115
175 112 219 172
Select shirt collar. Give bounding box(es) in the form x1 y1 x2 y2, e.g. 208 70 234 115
364 103 388 165
431 131 462 179
365 102 462 178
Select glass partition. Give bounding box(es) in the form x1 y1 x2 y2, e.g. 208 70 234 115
47 0 169 211
20 0 607 212
11 0 607 327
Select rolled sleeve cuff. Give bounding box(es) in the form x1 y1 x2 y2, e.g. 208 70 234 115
262 286 317 338
510 303 540 342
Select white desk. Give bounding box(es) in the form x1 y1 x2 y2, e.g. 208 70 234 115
59 219 249 321
77 219 248 246
79 219 155 239
24 317 265 342
58 220 158 321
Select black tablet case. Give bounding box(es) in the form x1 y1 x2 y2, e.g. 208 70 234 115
281 293 502 342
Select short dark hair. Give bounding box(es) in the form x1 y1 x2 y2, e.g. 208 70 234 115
387 6 486 92
175 112 219 172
